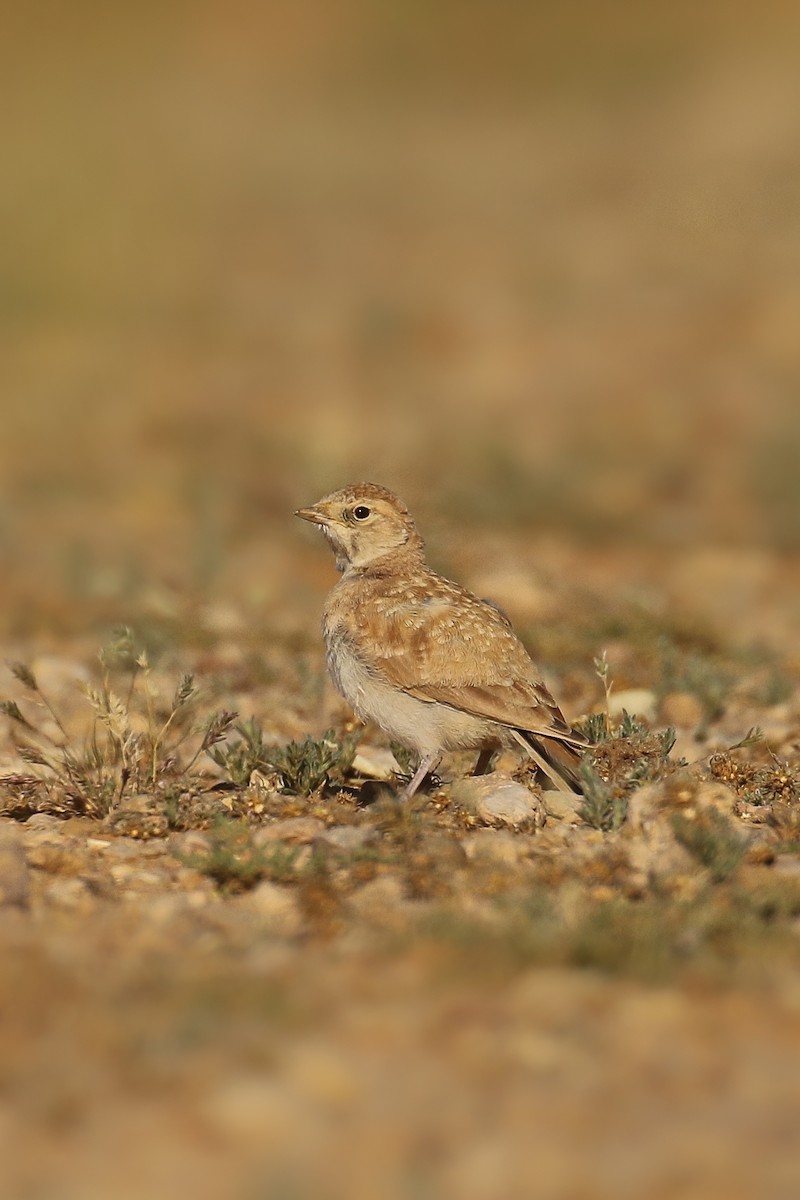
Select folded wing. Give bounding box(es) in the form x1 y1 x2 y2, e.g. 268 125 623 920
353 590 586 749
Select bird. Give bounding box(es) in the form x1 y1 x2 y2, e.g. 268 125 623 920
295 483 587 800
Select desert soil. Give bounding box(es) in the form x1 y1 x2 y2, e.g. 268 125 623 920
3 4 800 1198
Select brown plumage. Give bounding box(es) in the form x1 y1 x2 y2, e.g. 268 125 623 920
296 483 586 799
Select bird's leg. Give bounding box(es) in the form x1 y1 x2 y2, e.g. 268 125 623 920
399 753 439 801
472 748 495 776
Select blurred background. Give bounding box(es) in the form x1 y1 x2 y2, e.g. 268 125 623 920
4 6 800 1199
2 0 800 644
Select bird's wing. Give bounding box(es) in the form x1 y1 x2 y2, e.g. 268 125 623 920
352 591 585 746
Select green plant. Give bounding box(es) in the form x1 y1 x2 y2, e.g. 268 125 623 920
181 818 299 893
577 762 628 832
594 649 613 718
575 716 677 832
0 628 237 817
210 724 360 795
267 730 360 795
671 808 746 883
207 717 272 786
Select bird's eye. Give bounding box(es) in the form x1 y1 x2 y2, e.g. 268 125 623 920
353 505 371 520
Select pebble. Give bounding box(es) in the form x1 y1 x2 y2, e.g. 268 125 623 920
23 813 62 832
460 829 528 866
542 791 585 823
313 826 376 854
351 746 401 780
253 817 325 846
105 811 170 839
168 830 212 859
607 689 657 721
659 691 705 729
109 865 172 890
450 774 545 828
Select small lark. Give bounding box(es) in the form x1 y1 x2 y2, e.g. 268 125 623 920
296 483 586 800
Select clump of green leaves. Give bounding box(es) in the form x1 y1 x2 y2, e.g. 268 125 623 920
671 808 746 882
709 747 800 807
210 724 359 795
267 730 359 795
577 708 651 746
207 717 272 786
181 819 300 893
0 628 237 817
574 712 678 832
580 711 613 746
577 762 628 832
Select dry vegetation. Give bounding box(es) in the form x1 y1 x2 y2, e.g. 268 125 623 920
2 2 800 1198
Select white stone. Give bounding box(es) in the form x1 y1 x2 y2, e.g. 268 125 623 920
351 746 402 780
607 689 657 721
450 774 545 828
313 825 376 853
253 817 325 846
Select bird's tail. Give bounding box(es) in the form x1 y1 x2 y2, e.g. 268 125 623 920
511 729 586 794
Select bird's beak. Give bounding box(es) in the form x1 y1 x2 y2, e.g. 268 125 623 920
294 505 329 526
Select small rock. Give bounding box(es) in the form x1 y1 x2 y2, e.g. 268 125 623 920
253 817 325 846
0 830 31 908
102 838 158 861
660 692 705 729
351 746 401 780
109 865 171 890
542 790 585 823
105 810 169 839
313 826 376 854
348 875 407 923
460 829 527 866
242 881 303 935
624 781 698 882
24 813 62 832
26 837 90 875
607 689 657 721
450 774 545 828
120 794 162 814
168 830 213 859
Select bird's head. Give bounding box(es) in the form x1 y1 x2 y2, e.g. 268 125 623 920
295 483 423 572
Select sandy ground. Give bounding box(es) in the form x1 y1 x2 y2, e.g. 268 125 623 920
2 4 800 1197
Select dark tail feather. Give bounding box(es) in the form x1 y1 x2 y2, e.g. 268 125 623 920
513 730 586 794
